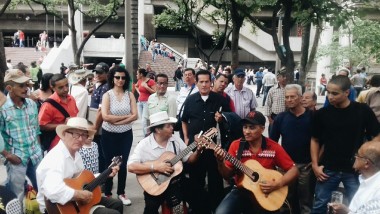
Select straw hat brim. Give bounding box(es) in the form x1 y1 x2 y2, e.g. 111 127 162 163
147 117 177 129
56 124 96 140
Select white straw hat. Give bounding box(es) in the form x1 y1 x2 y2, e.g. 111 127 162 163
67 69 92 85
147 111 177 128
56 117 96 139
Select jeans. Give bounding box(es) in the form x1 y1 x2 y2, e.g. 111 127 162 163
216 187 280 214
311 169 359 214
6 159 40 199
138 101 148 136
262 85 273 106
256 80 263 97
175 79 183 92
101 129 133 196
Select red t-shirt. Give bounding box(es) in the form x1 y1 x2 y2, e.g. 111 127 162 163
137 79 155 101
226 137 294 181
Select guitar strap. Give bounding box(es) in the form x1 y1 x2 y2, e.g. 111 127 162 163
171 141 177 155
237 136 268 160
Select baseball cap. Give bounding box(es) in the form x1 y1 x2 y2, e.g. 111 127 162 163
241 111 266 126
4 69 31 83
234 68 245 77
93 62 109 73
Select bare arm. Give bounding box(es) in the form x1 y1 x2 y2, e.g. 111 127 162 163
113 92 138 125
182 122 189 145
128 161 173 175
214 145 235 180
101 92 128 123
311 137 329 181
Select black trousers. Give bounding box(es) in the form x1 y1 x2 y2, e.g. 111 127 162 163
188 150 224 214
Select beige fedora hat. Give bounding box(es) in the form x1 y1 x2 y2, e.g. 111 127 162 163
56 117 96 139
147 111 177 128
67 69 92 85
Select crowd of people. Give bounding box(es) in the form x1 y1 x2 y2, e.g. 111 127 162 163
1 58 380 214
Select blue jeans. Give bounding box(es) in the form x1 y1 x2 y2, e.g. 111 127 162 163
101 129 133 196
216 187 280 214
6 159 39 199
311 169 359 214
138 101 148 136
262 85 273 106
175 79 183 91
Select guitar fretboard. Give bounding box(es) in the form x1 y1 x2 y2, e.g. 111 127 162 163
169 142 197 166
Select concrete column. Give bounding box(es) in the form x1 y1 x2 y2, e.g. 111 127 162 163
315 22 333 93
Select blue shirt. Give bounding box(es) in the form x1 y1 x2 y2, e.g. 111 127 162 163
90 82 109 108
269 109 313 163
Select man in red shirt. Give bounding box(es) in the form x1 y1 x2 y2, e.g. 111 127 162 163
214 111 299 214
39 74 78 150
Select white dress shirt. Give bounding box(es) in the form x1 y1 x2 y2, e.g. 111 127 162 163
176 84 198 115
70 84 88 118
36 141 84 213
349 171 380 212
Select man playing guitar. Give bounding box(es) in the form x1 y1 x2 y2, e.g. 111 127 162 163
36 117 123 214
128 111 203 214
214 111 299 214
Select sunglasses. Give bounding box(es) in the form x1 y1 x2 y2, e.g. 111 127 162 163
114 76 127 80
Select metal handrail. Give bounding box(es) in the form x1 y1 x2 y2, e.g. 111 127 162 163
161 42 183 64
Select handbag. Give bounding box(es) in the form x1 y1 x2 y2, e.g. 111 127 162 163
40 99 70 151
24 186 41 214
174 85 195 131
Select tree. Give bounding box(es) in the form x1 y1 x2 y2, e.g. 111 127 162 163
13 0 124 65
153 0 233 68
317 18 380 73
0 0 12 90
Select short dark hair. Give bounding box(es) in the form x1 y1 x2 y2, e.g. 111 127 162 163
184 68 195 75
370 75 380 87
149 124 165 133
215 73 229 82
328 75 351 91
50 74 67 87
155 73 168 82
138 68 148 77
196 70 211 82
41 73 54 91
108 65 130 91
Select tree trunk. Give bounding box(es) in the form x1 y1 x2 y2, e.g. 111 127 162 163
299 23 311 86
0 31 6 90
282 0 295 82
230 1 244 71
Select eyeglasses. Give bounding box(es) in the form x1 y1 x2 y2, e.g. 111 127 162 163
156 82 168 86
353 153 374 164
17 83 28 88
66 131 89 140
114 76 126 80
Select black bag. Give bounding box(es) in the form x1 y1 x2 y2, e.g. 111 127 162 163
174 86 195 132
40 99 70 151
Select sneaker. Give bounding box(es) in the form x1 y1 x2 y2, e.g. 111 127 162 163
118 194 132 206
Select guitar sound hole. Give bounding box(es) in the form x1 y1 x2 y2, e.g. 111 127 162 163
251 172 259 182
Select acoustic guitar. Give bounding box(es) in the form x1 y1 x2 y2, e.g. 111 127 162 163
137 128 217 196
45 156 122 214
196 133 288 211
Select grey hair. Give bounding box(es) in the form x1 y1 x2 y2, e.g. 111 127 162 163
285 84 302 96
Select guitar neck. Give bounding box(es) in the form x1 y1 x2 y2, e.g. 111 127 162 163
84 168 112 192
169 142 197 166
209 143 258 181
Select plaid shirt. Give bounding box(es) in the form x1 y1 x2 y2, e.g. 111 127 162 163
265 84 286 116
0 95 42 165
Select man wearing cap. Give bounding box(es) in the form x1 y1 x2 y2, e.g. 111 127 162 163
174 64 183 92
265 70 287 133
214 111 299 214
225 68 257 119
90 62 110 172
0 70 43 198
128 111 203 213
68 69 92 118
36 117 123 214
39 74 79 150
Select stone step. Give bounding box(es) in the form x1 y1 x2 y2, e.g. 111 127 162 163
5 47 49 69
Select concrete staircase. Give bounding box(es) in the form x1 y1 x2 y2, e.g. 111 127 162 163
138 50 178 87
5 47 48 68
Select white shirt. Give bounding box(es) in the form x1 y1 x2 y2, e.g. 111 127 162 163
348 172 380 213
36 141 84 213
70 84 88 118
176 84 198 115
128 134 192 165
225 85 257 119
262 72 277 87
